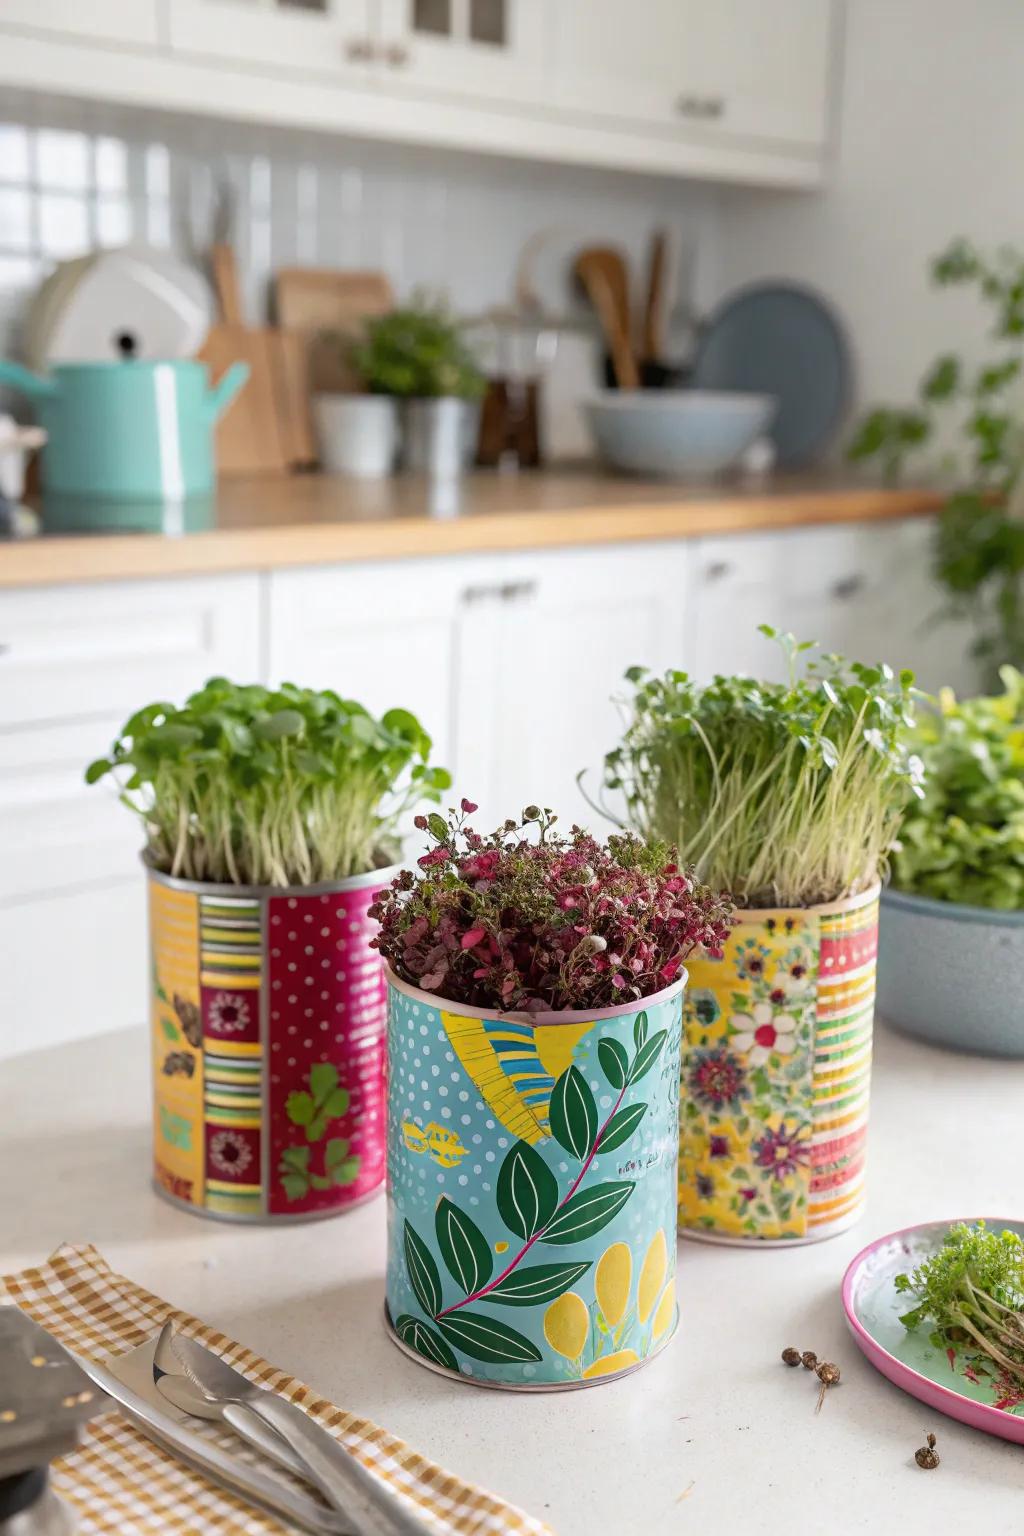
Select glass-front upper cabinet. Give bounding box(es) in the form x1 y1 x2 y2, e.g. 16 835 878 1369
376 0 544 108
165 0 380 81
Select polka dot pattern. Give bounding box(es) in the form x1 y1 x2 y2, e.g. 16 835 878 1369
266 884 390 1217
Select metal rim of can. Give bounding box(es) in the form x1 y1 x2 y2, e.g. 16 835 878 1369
383 963 688 1024
144 855 404 899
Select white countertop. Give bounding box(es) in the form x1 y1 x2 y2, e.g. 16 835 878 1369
3 1021 1022 1534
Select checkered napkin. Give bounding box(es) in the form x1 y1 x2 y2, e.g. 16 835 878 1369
1 1243 554 1536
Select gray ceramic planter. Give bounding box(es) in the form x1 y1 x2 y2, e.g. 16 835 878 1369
878 887 1024 1057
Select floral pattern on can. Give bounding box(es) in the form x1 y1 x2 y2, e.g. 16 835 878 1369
384 972 684 1388
678 888 879 1243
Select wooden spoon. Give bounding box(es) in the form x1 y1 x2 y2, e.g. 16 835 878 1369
641 229 669 365
573 247 639 390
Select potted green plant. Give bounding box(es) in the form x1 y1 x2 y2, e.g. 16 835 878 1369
880 667 1024 1057
373 801 731 1388
593 627 922 1246
86 678 449 1224
352 300 485 478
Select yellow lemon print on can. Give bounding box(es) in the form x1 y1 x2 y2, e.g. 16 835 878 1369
594 1242 632 1327
582 1349 640 1379
652 1278 676 1342
638 1229 668 1323
543 1292 589 1361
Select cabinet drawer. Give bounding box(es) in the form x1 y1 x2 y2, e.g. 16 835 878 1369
0 573 261 731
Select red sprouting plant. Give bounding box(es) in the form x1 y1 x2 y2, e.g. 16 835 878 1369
369 803 733 1013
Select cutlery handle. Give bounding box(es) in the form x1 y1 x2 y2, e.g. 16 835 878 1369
223 1402 310 1480
250 1395 431 1536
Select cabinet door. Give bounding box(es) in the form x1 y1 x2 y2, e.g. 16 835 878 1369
0 1 160 45
458 543 690 834
548 0 689 129
166 0 378 79
679 0 831 150
377 0 543 106
685 520 975 694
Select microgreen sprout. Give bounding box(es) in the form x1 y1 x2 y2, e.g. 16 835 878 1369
896 1222 1024 1392
85 678 451 885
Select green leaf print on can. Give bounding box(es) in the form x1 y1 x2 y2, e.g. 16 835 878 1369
435 1197 493 1296
597 1037 629 1090
596 1102 648 1155
549 1066 598 1161
496 1141 559 1240
483 1262 592 1307
542 1182 636 1245
394 1315 459 1371
405 1220 444 1318
435 1311 543 1365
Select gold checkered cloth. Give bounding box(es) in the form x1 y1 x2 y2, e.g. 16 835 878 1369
1 1244 553 1536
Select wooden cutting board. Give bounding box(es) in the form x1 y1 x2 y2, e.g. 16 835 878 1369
269 330 317 468
275 268 394 393
198 323 289 476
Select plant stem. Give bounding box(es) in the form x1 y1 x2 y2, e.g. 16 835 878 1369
435 1077 630 1318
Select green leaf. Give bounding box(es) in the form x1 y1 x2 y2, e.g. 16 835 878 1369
160 1017 181 1042
435 1311 542 1364
597 1038 628 1090
496 1141 558 1241
286 1091 314 1127
253 708 305 740
541 1182 635 1246
279 1145 310 1172
434 1198 493 1296
306 1115 328 1144
280 1173 308 1201
426 812 449 841
633 1011 649 1051
482 1261 591 1307
548 1065 597 1162
394 1315 459 1372
308 1062 339 1105
325 1138 360 1186
628 1029 668 1085
323 1087 351 1120
404 1220 444 1318
84 757 112 785
596 1102 648 1155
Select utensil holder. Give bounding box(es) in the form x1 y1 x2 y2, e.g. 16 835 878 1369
384 969 685 1389
148 864 395 1222
678 886 879 1245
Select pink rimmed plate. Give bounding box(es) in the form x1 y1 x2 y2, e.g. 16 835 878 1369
842 1218 1024 1444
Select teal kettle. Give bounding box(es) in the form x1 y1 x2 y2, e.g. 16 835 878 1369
0 356 248 500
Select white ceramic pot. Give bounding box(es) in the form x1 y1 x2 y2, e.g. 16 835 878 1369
313 394 398 478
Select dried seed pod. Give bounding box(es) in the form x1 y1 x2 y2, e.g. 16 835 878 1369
815 1361 841 1388
781 1347 802 1367
915 1432 939 1469
801 1350 818 1370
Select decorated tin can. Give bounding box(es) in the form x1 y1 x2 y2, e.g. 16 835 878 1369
384 969 685 1389
677 886 880 1245
148 864 396 1222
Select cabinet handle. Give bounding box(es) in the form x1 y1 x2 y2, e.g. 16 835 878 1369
705 561 731 582
676 94 726 120
500 580 537 603
384 42 410 66
701 96 725 119
460 583 504 605
344 36 374 61
676 93 700 116
832 574 866 601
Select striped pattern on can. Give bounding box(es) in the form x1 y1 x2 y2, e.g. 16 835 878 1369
199 896 261 989
807 894 878 1233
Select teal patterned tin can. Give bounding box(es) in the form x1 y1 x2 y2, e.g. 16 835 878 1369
384 968 684 1389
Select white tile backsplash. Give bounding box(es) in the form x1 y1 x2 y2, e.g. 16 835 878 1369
0 91 720 370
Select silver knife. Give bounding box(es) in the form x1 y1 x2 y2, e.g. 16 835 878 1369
71 1347 351 1535
169 1331 432 1536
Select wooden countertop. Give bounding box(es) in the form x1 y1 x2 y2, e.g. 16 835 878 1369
1 471 942 588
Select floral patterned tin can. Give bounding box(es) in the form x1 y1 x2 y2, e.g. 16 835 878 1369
148 864 396 1222
384 969 685 1389
678 886 880 1246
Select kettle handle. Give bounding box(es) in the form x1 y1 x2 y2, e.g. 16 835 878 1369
206 361 250 421
0 360 58 399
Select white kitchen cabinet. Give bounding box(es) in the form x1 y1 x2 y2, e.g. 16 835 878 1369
550 0 831 153
166 0 378 79
684 520 976 695
0 572 262 1060
0 1 161 46
377 0 544 107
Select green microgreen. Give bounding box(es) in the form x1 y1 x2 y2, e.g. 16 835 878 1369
592 626 923 909
85 677 450 885
896 1222 1024 1391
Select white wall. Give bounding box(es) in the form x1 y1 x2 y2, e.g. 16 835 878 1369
713 0 1024 436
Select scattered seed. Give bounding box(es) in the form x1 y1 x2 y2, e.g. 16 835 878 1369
781 1347 802 1367
814 1361 841 1413
915 1432 940 1470
801 1350 818 1371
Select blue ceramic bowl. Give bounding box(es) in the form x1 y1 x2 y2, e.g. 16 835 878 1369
878 888 1024 1057
584 389 776 478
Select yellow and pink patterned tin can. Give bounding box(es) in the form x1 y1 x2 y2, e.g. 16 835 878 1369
678 886 879 1245
148 864 396 1222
